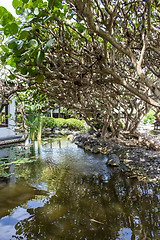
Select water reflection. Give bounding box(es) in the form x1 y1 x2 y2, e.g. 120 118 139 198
0 138 159 240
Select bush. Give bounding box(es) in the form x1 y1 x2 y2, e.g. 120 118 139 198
43 117 55 129
43 117 85 131
54 118 67 129
65 118 84 130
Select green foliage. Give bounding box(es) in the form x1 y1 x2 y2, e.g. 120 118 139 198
54 118 67 129
65 118 84 130
43 117 55 129
16 114 22 124
43 117 85 131
143 111 155 125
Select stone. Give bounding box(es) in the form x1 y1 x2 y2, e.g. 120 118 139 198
45 128 52 132
84 145 91 151
107 154 120 166
67 134 75 141
60 129 68 135
91 145 101 153
87 130 95 135
53 127 60 131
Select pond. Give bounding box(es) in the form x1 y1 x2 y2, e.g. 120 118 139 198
0 138 159 240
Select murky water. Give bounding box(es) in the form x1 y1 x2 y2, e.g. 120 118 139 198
0 138 159 240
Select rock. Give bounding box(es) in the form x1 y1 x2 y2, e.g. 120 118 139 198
87 130 95 135
45 128 52 132
54 127 60 131
60 129 68 135
91 145 101 153
77 142 85 148
73 132 160 184
107 154 120 166
84 145 91 151
67 134 75 141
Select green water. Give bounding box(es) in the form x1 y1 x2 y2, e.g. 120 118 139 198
0 138 159 240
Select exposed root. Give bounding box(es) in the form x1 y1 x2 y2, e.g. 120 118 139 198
111 131 160 151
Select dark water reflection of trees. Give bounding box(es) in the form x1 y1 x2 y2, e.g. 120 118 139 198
0 140 159 240
15 168 160 240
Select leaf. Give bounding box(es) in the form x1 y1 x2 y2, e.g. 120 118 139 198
22 0 29 3
34 7 39 15
4 23 19 35
8 41 17 49
16 40 24 50
54 0 63 8
36 74 45 83
1 45 9 52
36 51 44 65
12 0 23 9
9 74 16 80
48 0 54 9
76 23 86 33
28 39 38 48
0 7 8 18
29 68 37 77
21 67 28 75
7 58 16 67
1 12 15 27
5 37 16 44
19 30 29 39
45 39 54 50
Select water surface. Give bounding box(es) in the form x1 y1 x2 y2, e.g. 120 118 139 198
0 138 159 240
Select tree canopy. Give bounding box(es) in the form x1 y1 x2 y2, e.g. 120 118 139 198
0 0 159 139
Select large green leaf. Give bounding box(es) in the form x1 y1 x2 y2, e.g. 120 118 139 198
12 0 23 9
21 67 28 75
1 45 9 53
36 74 45 83
9 74 16 80
19 30 28 39
4 23 19 36
8 41 17 49
0 7 8 18
36 51 44 65
1 12 15 26
7 57 17 67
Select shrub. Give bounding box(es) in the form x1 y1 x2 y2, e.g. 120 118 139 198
65 118 84 130
43 117 85 130
43 117 55 129
54 118 67 129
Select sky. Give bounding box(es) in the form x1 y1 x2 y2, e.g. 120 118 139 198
0 0 17 17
